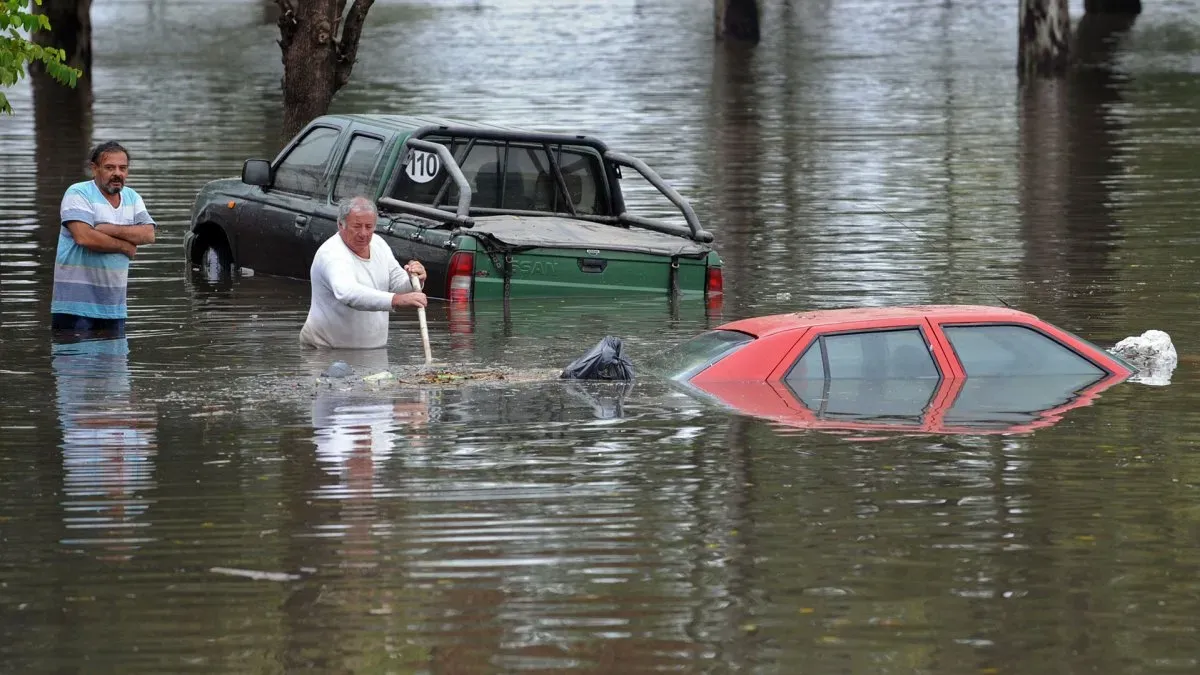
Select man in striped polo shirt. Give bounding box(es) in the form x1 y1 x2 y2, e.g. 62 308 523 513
51 141 156 336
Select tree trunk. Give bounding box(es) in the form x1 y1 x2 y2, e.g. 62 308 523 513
1018 0 1070 79
276 0 375 139
714 0 760 43
1084 0 1142 13
31 0 92 75
31 0 94 321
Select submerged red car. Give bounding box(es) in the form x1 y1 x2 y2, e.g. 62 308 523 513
652 305 1135 435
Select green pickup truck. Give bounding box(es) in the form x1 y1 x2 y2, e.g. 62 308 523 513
185 115 723 301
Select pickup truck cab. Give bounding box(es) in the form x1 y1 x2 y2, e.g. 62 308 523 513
185 115 723 301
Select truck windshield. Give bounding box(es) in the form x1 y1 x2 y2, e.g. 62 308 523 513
391 138 609 216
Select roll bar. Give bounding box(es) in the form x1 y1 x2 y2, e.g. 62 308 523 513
379 138 474 228
604 151 713 243
378 131 713 243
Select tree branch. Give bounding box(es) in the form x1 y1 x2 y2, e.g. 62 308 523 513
334 0 375 90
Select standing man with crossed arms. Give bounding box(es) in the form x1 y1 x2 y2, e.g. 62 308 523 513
51 141 156 336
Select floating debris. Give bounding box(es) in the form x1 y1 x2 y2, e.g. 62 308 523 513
210 567 303 582
1109 329 1178 386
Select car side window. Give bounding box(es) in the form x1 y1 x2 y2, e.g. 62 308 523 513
943 324 1104 376
791 342 825 379
787 328 937 380
332 135 385 202
273 126 341 197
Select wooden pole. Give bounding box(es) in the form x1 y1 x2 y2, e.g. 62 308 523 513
410 274 432 367
1018 0 1071 79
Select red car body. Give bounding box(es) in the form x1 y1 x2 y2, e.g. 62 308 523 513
676 305 1134 436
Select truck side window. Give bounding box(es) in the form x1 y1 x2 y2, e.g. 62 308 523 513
554 148 608 216
273 126 341 197
332 135 384 202
391 137 459 205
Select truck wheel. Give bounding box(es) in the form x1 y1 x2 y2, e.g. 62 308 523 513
198 243 233 282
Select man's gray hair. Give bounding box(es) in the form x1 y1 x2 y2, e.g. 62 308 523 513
337 196 378 227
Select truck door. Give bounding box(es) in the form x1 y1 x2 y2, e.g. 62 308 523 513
241 125 342 278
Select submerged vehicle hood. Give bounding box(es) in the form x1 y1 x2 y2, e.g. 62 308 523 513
467 215 712 257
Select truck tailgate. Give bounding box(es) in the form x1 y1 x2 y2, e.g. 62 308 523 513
463 215 713 298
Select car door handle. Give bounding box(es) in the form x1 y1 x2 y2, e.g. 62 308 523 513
294 215 308 228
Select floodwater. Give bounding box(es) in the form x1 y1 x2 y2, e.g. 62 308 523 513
2 0 1200 672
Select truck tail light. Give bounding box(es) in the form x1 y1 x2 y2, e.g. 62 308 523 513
447 251 474 302
706 266 724 296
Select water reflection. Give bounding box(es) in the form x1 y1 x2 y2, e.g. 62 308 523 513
1017 14 1135 325
53 336 157 561
690 373 1123 437
707 41 763 311
563 380 634 420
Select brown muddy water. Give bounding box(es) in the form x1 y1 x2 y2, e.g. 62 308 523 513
3 0 1200 672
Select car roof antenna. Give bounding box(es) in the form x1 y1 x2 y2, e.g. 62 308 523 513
870 204 1013 309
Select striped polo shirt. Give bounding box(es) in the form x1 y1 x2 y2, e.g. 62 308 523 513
52 180 155 319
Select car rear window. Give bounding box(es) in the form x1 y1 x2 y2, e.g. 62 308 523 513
943 324 1103 376
648 330 754 380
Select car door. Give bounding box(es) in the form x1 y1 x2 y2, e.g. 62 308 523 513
238 124 343 278
926 321 1111 431
774 324 948 430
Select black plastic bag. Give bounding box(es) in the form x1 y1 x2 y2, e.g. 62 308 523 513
559 336 635 381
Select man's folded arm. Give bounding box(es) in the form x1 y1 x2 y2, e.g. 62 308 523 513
64 221 137 257
94 222 156 245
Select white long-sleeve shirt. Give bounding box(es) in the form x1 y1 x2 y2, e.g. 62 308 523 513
299 234 416 349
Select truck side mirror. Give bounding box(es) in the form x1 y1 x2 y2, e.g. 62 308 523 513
241 159 272 187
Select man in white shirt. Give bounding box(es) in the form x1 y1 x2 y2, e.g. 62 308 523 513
299 196 428 349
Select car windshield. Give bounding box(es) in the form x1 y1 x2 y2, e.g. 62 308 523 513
646 330 754 380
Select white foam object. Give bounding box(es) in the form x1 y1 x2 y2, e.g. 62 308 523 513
1108 329 1178 386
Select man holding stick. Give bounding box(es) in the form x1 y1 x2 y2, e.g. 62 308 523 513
300 196 428 350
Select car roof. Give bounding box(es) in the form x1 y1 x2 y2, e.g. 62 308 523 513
323 114 529 135
718 304 1039 338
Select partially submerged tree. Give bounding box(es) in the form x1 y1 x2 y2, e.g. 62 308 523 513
275 0 375 138
1018 0 1071 79
0 0 82 114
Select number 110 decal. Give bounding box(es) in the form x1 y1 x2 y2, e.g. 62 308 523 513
405 150 441 184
